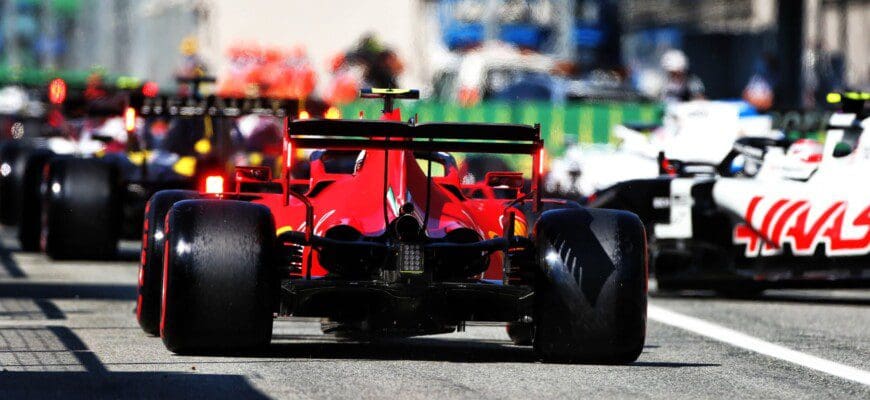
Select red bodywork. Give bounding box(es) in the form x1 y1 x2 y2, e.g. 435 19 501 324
228 104 542 281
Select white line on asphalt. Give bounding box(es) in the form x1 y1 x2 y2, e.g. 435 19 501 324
648 304 870 386
0 319 65 327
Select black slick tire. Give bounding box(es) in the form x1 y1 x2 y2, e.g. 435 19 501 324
17 149 54 251
42 158 121 260
160 199 277 354
136 190 200 335
0 141 29 226
533 207 647 364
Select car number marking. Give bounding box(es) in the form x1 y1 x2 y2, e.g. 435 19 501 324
654 178 694 239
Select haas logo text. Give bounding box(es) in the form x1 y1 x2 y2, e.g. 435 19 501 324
733 196 870 257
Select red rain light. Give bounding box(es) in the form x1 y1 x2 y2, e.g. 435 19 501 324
48 78 67 105
205 175 224 194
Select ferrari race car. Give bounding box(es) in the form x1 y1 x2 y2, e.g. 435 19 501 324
136 89 648 363
589 92 870 292
0 78 156 254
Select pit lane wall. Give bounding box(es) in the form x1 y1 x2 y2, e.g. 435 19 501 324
340 101 663 155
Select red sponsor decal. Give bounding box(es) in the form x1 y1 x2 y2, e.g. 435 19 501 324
826 206 870 255
734 196 870 257
733 197 763 255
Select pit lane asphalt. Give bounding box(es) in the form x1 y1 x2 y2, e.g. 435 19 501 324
0 230 867 399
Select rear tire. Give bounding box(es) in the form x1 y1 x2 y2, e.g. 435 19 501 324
161 200 277 353
533 208 647 364
17 149 54 251
136 190 200 335
0 141 29 226
42 158 121 260
518 199 581 227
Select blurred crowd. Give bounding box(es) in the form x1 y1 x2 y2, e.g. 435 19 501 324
174 34 407 107
187 34 643 107
181 32 811 114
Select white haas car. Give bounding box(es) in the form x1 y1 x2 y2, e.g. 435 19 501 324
545 100 775 197
589 93 870 293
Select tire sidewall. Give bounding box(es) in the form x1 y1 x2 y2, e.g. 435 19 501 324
17 150 54 251
161 199 277 353
533 207 647 363
42 158 121 259
136 190 200 335
0 141 29 225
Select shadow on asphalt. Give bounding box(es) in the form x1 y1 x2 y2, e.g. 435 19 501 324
0 326 270 399
0 298 66 320
34 298 65 319
654 290 870 306
0 282 136 300
0 370 271 399
1 230 140 263
115 244 141 262
630 361 719 368
753 292 870 306
182 335 720 367
0 238 25 278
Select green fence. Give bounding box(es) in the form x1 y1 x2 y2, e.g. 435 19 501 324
0 67 124 89
340 100 663 157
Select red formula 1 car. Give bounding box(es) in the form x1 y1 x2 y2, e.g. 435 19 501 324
136 89 647 363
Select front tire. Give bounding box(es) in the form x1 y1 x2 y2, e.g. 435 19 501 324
533 208 647 364
136 190 200 335
161 200 277 353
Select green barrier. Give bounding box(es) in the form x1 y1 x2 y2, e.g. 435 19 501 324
339 100 663 157
0 67 122 89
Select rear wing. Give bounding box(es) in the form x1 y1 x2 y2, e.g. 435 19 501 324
139 95 299 118
286 118 545 211
287 119 542 154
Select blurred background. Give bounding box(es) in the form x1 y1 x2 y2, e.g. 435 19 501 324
0 0 867 150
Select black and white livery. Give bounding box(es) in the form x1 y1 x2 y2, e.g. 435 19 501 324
590 93 870 292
